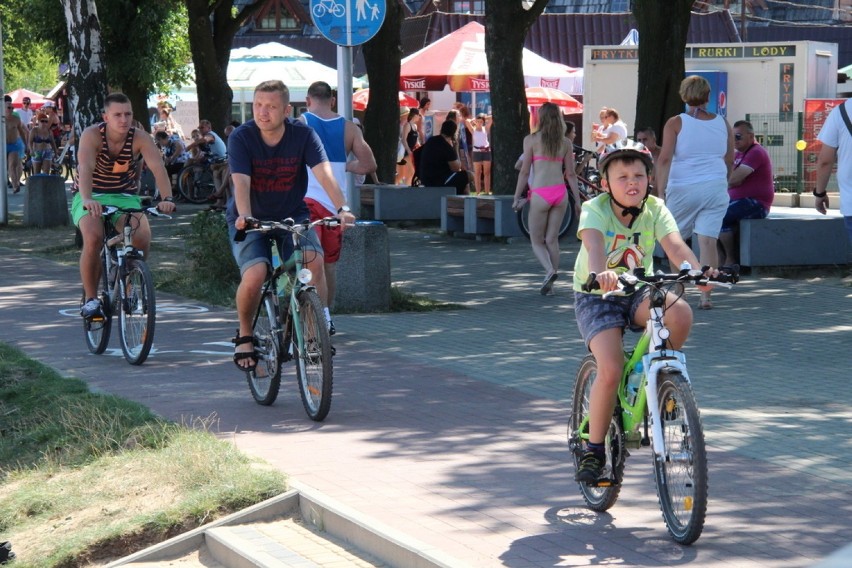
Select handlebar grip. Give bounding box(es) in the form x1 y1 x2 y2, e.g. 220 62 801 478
582 272 600 293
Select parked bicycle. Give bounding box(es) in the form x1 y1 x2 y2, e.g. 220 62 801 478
568 264 738 545
234 216 338 421
83 205 171 365
50 137 75 181
177 157 223 204
516 145 602 239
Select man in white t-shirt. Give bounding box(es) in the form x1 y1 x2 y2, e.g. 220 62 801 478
814 98 852 242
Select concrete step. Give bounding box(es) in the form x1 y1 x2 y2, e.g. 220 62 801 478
109 484 464 568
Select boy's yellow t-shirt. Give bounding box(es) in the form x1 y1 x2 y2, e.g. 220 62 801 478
572 194 680 293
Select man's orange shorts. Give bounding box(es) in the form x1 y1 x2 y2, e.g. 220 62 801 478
305 198 342 263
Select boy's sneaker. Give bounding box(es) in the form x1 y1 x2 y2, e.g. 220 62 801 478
328 319 336 336
574 450 605 484
80 298 104 319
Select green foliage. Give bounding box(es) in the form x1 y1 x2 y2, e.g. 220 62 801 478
0 0 62 93
183 210 240 303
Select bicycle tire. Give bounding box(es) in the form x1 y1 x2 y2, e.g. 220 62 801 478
293 289 333 421
653 370 707 545
83 250 114 354
568 354 625 512
178 165 216 204
516 193 574 240
118 258 156 365
247 292 283 405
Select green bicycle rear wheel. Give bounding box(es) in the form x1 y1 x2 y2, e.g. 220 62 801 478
568 354 626 512
247 292 283 405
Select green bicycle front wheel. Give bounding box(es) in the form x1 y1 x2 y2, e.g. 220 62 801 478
653 370 708 545
118 258 156 365
293 289 333 422
568 354 625 512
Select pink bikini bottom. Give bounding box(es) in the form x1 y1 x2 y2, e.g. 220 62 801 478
530 184 567 207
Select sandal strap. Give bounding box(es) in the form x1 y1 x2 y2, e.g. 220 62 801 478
232 330 256 346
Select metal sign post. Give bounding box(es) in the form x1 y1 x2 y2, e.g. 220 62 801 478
311 0 385 200
1 21 8 225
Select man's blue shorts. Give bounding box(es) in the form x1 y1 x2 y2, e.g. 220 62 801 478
721 197 768 231
6 138 24 156
228 224 323 276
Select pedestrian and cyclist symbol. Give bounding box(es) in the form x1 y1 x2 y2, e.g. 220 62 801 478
310 0 385 47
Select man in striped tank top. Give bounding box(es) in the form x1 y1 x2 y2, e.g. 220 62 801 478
72 92 176 319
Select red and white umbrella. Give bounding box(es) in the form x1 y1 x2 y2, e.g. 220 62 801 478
525 87 583 114
4 88 47 109
352 89 419 112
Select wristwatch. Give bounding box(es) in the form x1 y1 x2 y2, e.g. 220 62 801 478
337 205 351 214
812 189 827 198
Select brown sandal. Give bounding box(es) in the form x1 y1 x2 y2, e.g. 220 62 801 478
232 331 258 372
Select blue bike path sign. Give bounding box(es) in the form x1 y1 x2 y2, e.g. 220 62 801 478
310 0 386 47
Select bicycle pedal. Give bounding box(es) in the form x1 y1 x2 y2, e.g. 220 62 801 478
588 478 619 488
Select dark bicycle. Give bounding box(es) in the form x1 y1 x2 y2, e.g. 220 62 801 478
177 157 225 204
83 205 171 365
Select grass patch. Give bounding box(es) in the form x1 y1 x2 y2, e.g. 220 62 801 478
389 286 464 312
0 342 287 566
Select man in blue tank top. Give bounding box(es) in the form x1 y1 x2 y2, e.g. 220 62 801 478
300 81 377 335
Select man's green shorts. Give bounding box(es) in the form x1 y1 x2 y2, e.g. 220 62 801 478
71 193 143 226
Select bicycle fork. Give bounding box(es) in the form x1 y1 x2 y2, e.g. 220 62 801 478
643 353 691 462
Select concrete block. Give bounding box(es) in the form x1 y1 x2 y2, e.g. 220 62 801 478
441 195 468 234
23 174 69 227
370 185 456 221
740 217 848 266
334 221 391 312
492 196 523 237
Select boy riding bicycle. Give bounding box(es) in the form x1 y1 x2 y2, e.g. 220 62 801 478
572 140 714 484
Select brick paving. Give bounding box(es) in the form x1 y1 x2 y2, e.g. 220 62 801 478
1 220 851 567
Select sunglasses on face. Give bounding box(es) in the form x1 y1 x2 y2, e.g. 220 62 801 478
734 134 743 140
40 120 48 123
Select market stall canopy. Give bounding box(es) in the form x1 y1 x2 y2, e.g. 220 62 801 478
525 87 583 114
5 88 46 109
400 22 577 92
352 89 419 111
227 42 363 91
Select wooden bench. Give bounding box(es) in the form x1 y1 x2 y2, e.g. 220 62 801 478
357 184 456 221
739 213 849 266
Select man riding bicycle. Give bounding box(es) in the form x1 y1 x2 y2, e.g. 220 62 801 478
227 80 355 372
72 92 176 319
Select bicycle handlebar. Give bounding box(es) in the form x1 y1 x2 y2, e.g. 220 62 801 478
582 264 739 298
233 216 340 242
99 205 172 219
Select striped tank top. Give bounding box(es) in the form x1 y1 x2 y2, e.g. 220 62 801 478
92 123 139 195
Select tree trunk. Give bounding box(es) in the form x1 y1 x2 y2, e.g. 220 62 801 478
633 1 693 143
61 0 108 142
124 83 151 132
484 0 547 195
362 0 404 184
184 0 265 135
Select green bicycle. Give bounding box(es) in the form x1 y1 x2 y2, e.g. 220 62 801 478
235 216 337 421
568 264 737 545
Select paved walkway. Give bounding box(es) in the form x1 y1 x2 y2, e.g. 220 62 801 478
1 207 851 567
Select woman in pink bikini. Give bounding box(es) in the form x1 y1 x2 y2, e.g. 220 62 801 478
513 103 581 294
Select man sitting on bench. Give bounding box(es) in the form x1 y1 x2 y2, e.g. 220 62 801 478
719 120 773 267
418 120 471 195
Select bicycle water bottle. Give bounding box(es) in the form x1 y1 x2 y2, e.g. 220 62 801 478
626 361 643 405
